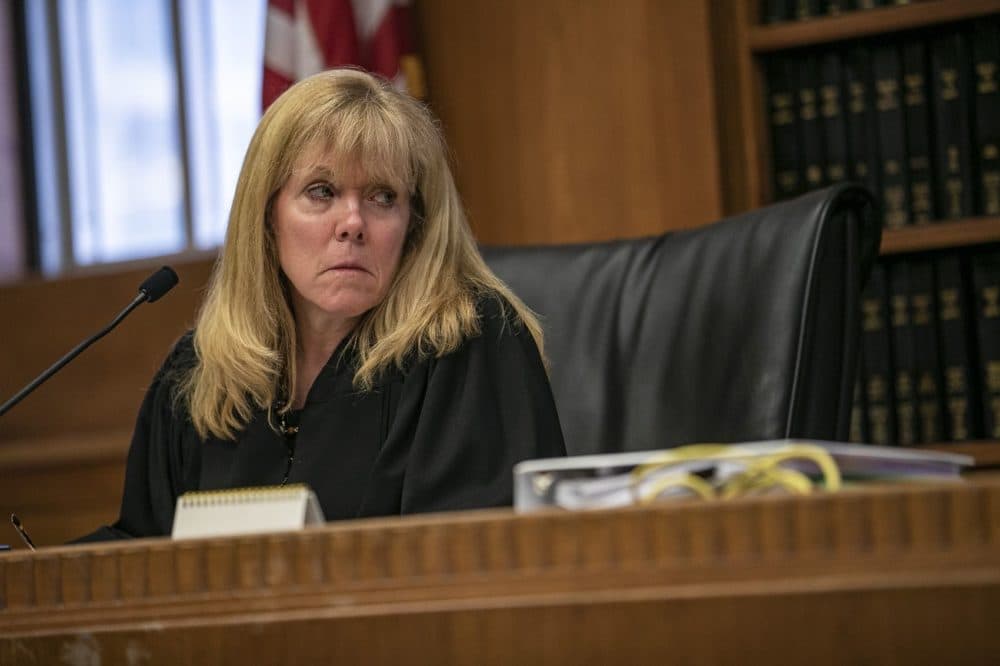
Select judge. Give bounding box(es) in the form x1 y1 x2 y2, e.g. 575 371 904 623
79 68 565 541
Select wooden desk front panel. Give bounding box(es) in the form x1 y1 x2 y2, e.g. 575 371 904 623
2 480 999 664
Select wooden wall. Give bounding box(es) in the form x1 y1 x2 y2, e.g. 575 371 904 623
0 0 729 547
416 0 724 244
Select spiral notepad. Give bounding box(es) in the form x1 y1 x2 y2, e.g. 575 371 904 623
171 484 325 539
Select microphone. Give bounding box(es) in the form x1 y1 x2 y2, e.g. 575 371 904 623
0 265 179 418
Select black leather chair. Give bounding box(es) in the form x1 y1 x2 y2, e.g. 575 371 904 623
483 184 880 456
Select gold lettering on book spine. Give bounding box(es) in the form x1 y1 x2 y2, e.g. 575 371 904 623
876 78 899 111
904 73 924 106
848 82 865 114
912 293 931 324
984 171 1000 215
920 399 940 442
869 405 889 445
983 286 1000 318
940 69 959 101
988 362 1000 391
948 397 969 440
940 289 960 320
862 298 882 331
977 61 997 94
911 182 932 223
946 366 966 393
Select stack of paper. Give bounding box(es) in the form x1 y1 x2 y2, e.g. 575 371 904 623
513 440 973 513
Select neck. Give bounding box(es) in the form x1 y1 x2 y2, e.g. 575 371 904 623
291 313 358 409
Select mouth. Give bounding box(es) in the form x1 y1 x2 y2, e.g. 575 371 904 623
327 262 371 275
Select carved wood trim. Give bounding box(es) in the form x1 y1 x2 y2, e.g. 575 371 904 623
2 479 999 637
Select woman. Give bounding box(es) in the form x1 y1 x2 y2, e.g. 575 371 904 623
80 69 565 540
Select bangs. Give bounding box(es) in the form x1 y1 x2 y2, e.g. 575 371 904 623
293 95 422 195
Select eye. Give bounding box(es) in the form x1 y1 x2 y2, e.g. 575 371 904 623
370 189 397 207
305 183 335 201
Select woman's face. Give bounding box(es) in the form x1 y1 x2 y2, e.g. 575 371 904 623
272 149 410 332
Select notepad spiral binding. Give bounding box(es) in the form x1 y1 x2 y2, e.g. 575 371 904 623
176 484 313 507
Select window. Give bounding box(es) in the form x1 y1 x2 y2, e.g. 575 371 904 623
25 0 267 274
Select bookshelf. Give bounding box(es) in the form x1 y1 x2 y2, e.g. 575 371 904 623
917 440 1000 466
749 0 1000 53
881 216 1000 254
719 0 1000 458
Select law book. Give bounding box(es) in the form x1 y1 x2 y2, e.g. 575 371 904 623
849 350 871 444
844 46 881 199
798 54 826 192
795 0 822 20
889 261 919 445
761 0 792 24
909 259 945 443
766 55 802 200
971 251 1000 439
930 29 975 219
819 50 849 185
513 441 972 513
971 19 1000 216
824 0 851 17
901 39 935 224
873 43 910 228
935 255 980 441
861 263 897 445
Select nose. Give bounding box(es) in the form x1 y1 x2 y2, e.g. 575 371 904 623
334 195 365 242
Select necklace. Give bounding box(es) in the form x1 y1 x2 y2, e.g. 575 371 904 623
279 409 300 437
277 408 300 486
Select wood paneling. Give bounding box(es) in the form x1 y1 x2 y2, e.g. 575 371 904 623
416 0 724 245
0 259 213 440
3 479 1000 663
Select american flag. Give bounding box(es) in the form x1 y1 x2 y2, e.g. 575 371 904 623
262 0 425 110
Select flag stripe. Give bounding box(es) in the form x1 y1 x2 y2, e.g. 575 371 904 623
263 0 422 110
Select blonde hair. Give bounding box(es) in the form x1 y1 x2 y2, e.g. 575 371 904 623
182 69 543 440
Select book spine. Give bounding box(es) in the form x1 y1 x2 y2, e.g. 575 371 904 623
874 43 910 229
824 0 851 17
767 56 802 200
844 46 881 198
902 39 935 224
909 259 945 443
798 54 826 192
972 251 1000 439
850 349 871 443
820 51 849 185
889 261 919 445
861 264 897 445
972 19 1000 216
794 0 822 20
931 29 975 220
761 0 792 24
935 255 980 441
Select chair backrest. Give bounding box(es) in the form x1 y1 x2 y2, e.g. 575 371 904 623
482 184 880 456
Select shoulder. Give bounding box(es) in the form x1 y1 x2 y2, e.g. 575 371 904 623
161 330 197 378
473 290 527 336
150 330 197 404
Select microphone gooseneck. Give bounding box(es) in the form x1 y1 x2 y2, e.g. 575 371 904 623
0 266 180 418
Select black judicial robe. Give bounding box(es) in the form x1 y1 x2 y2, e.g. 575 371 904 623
77 295 566 541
